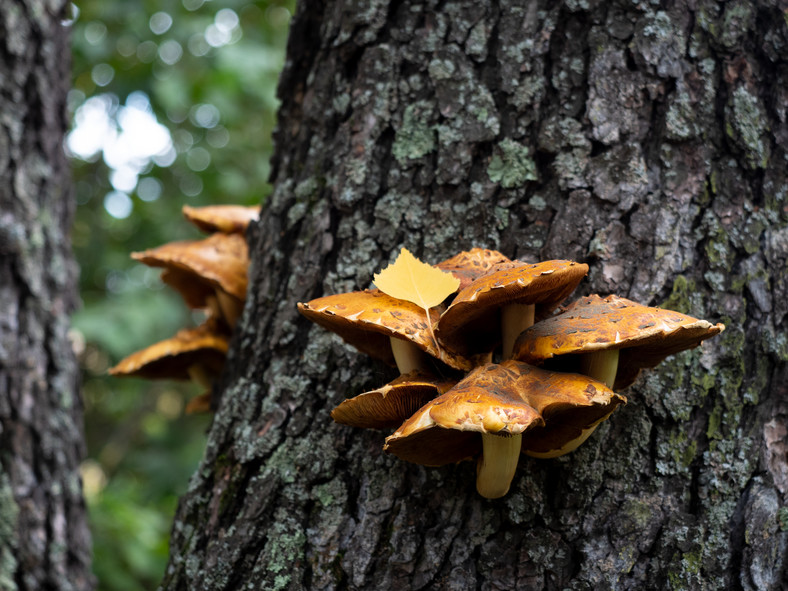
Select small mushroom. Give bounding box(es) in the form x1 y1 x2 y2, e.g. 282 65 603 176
330 371 457 430
297 290 476 373
182 204 260 234
436 260 589 359
384 361 551 499
132 233 248 329
109 322 229 389
511 294 726 389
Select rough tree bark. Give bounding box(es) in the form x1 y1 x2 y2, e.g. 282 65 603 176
0 2 93 590
163 1 788 589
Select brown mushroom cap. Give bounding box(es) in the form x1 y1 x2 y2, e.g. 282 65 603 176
108 323 229 381
159 268 216 310
511 294 726 389
436 260 589 356
182 204 261 234
514 362 626 457
331 371 457 430
297 290 476 371
383 362 546 466
384 360 622 464
132 233 249 303
435 248 512 291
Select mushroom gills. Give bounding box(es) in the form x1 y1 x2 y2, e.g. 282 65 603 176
476 432 522 499
501 303 535 359
579 348 620 389
390 337 431 374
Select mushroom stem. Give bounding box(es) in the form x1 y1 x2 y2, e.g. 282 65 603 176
476 432 522 499
524 413 614 459
501 303 535 359
206 294 222 320
390 337 430 374
187 364 215 390
185 392 212 414
216 289 243 328
579 349 620 389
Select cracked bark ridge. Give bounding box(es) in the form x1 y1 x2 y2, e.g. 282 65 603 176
0 2 93 590
163 1 788 589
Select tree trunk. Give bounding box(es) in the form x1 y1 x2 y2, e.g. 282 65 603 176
0 2 93 590
163 1 788 589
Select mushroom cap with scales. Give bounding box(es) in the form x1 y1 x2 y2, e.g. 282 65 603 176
436 260 589 357
297 290 476 371
132 233 249 304
182 204 260 234
108 323 229 381
512 361 626 457
331 371 458 430
511 294 726 390
383 360 621 464
435 248 511 291
383 362 546 466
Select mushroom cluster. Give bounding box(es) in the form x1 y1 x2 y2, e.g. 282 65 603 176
298 248 725 499
109 204 259 413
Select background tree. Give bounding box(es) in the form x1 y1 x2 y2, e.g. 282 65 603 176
68 1 292 588
0 2 92 589
160 0 788 589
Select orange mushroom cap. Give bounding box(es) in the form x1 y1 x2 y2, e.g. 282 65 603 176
182 204 260 234
132 233 249 304
435 248 512 291
436 260 589 356
158 268 216 310
514 362 626 457
297 290 477 371
383 362 546 466
108 323 229 381
511 294 726 389
331 371 457 430
383 360 621 465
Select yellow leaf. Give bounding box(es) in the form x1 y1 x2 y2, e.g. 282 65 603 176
373 248 460 309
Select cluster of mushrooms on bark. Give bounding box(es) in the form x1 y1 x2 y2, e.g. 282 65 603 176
298 248 725 499
109 204 259 413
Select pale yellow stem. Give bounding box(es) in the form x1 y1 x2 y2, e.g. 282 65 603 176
524 412 614 459
187 364 214 390
390 337 430 374
501 303 535 359
476 432 522 499
579 349 620 389
216 289 243 328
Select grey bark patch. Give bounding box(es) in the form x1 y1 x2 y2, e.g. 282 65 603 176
741 480 788 591
587 48 647 145
588 142 648 211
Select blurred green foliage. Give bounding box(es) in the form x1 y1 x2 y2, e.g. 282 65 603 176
69 0 293 588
